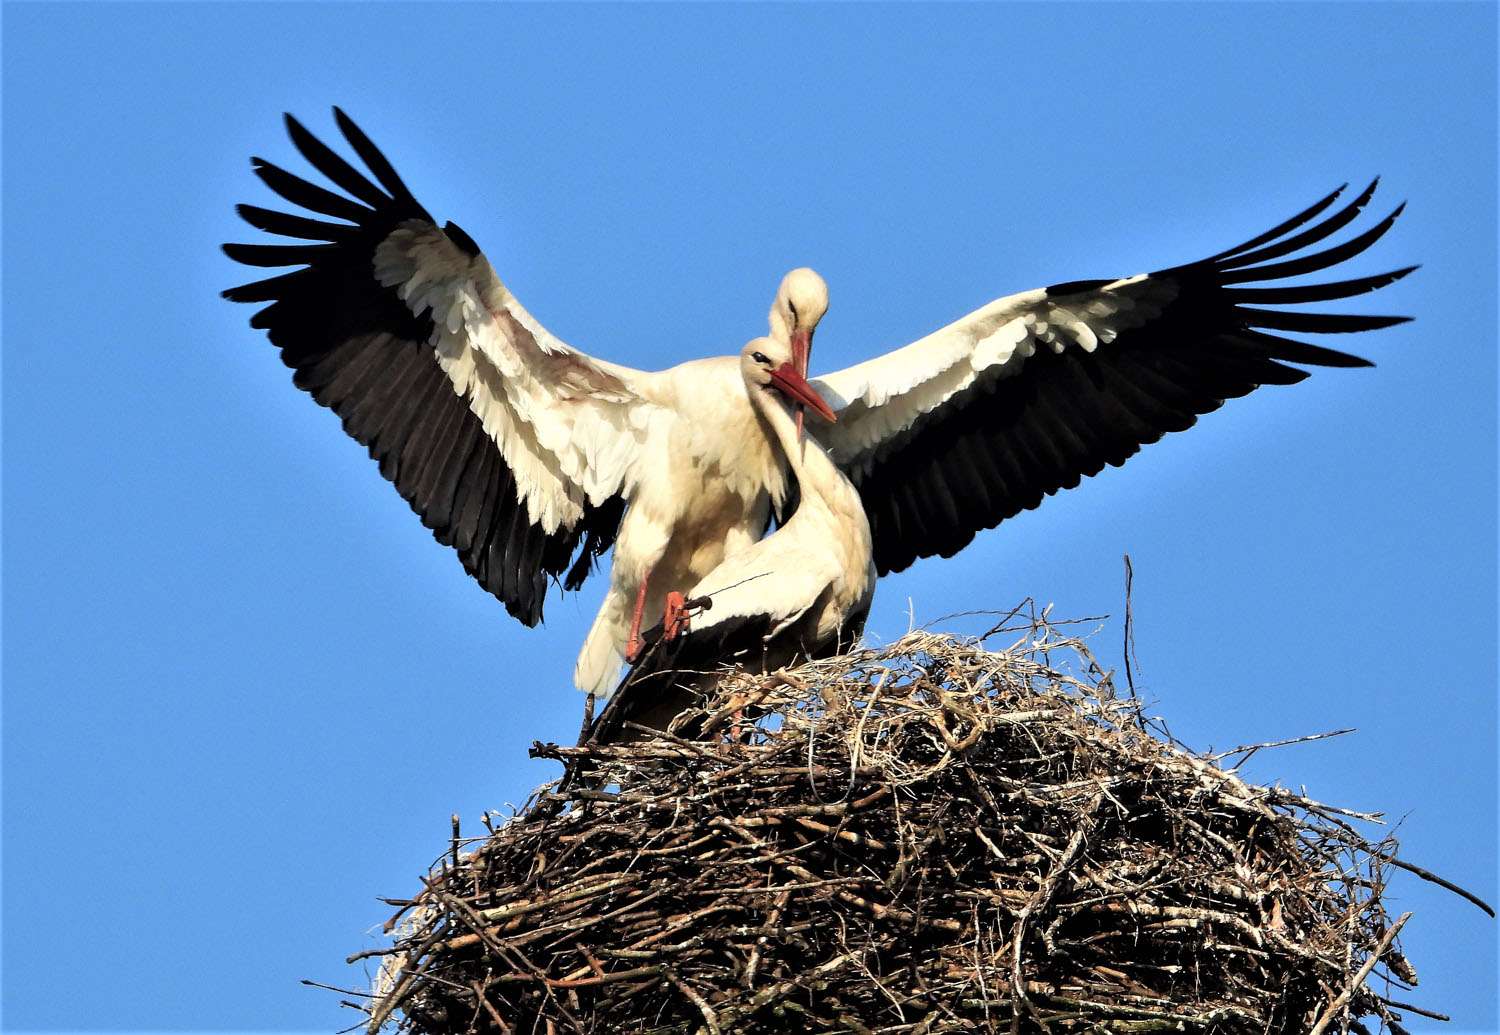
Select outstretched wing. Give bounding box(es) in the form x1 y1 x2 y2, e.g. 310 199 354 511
809 181 1413 574
224 109 654 625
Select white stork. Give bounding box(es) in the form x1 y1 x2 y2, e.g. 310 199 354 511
224 110 827 696
586 335 871 744
224 109 1412 703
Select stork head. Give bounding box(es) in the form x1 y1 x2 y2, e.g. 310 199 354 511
767 269 829 439
741 336 836 431
768 267 829 378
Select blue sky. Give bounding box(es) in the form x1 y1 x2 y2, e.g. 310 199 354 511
3 3 1495 1032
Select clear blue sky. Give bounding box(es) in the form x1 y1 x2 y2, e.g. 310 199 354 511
4 3 1494 1032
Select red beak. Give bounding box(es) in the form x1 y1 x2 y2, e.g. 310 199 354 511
768 362 836 429
791 330 812 378
791 329 813 438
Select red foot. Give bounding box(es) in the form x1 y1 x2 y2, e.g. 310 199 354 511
663 591 690 642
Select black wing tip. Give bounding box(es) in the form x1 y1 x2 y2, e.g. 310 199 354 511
221 241 254 263
249 156 286 179
220 279 259 303
1319 180 1351 207
327 106 425 213
1318 178 1379 223
1215 185 1411 286
281 106 356 137
1343 177 1399 216
219 241 270 270
1209 177 1402 272
1374 263 1419 295
1312 348 1379 368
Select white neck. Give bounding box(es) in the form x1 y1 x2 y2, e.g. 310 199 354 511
749 384 875 629
751 387 853 522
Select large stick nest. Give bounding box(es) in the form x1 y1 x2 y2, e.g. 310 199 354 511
358 619 1430 1035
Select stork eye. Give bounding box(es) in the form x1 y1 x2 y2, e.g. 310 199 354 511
788 300 799 320
751 351 770 365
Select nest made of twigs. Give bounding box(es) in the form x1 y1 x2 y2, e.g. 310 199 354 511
357 619 1428 1035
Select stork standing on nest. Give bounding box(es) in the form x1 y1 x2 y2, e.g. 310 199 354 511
223 109 828 696
587 335 872 744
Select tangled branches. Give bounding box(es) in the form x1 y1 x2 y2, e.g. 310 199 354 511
355 622 1439 1034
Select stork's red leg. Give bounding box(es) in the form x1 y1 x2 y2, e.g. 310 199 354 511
662 591 690 642
625 568 651 663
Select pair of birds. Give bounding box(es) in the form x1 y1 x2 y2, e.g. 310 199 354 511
224 109 1412 742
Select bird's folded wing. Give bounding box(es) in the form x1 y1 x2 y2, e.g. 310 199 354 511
223 109 657 624
587 552 844 744
809 180 1413 575
690 550 844 633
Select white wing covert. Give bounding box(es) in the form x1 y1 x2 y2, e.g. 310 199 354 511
224 109 651 625
809 181 1413 575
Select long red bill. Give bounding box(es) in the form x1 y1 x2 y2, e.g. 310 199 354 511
791 330 811 378
768 362 836 430
791 330 813 439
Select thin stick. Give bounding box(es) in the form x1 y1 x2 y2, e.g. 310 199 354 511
1380 855 1495 917
1307 911 1410 1035
450 813 461 874
1122 554 1139 701
665 966 722 1035
1217 728 1356 767
1378 997 1450 1022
